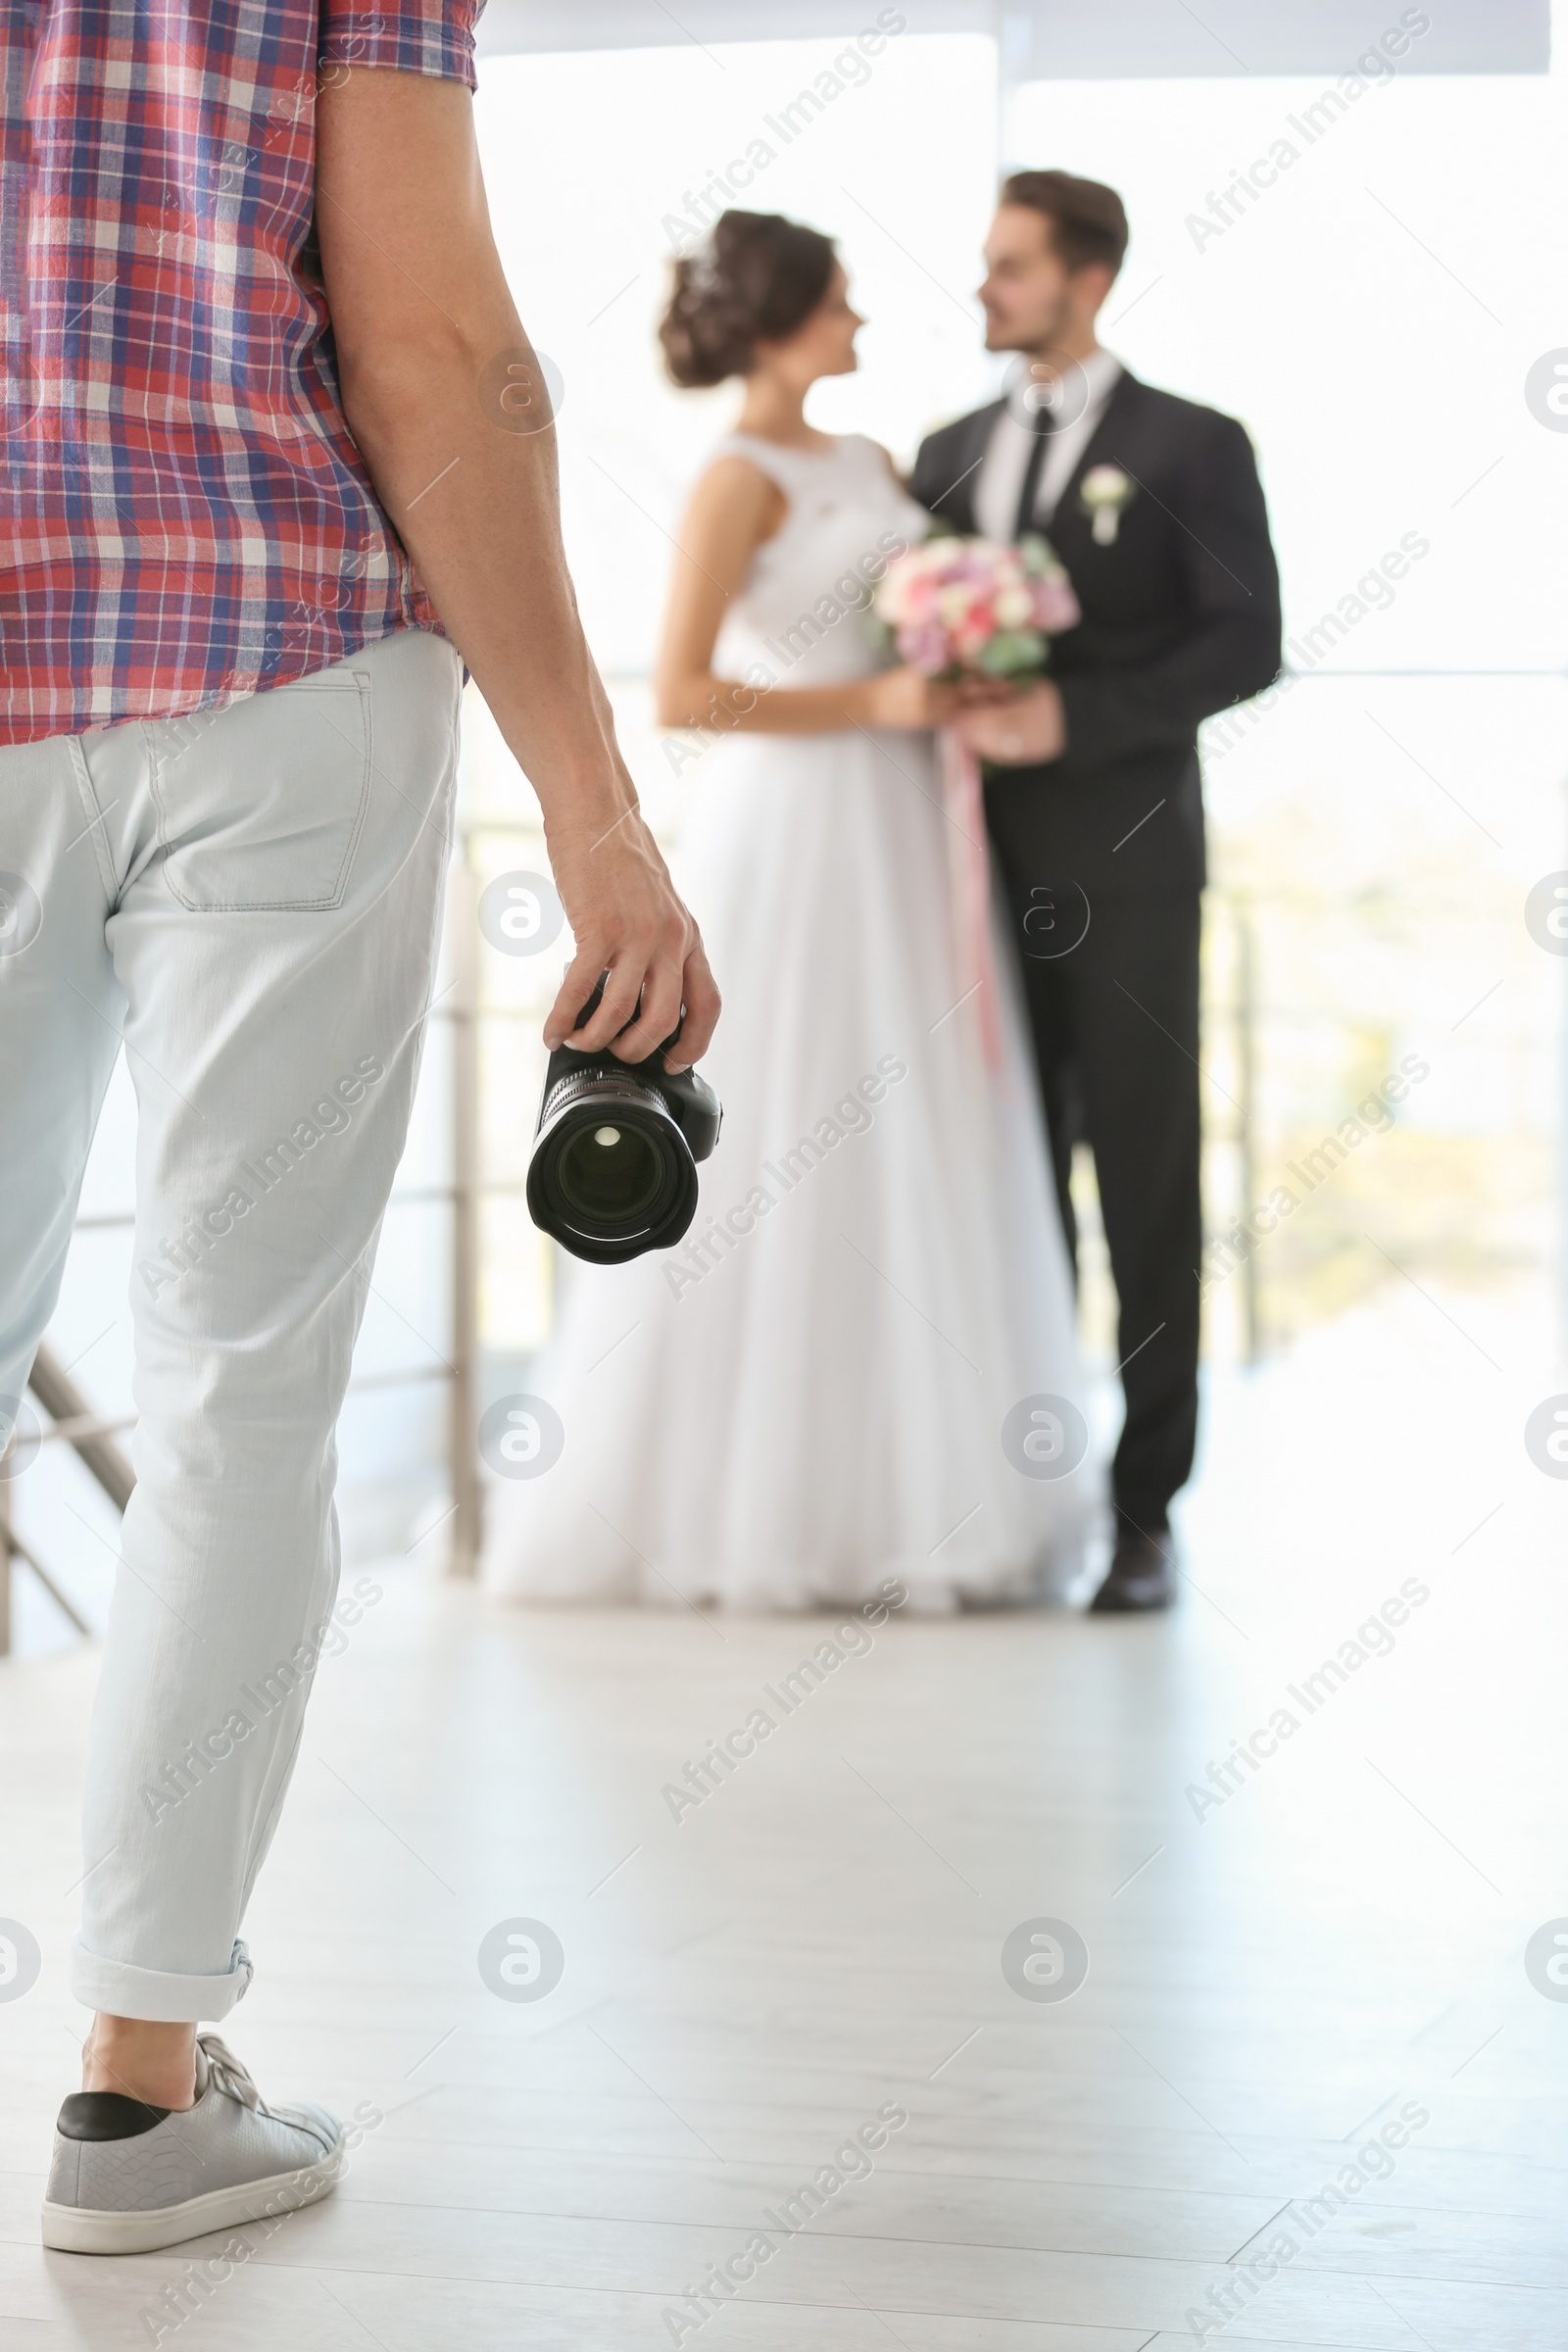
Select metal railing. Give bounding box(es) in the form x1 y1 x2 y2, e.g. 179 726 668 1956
1212 892 1262 1366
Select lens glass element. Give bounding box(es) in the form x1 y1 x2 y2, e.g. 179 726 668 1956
557 1117 665 1228
528 1063 703 1264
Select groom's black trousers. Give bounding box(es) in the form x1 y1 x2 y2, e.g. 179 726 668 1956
985 783 1202 1533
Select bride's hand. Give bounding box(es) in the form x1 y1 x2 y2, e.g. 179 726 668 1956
857 666 959 729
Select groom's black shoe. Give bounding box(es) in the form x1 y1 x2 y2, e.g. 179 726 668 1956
1089 1527 1176 1614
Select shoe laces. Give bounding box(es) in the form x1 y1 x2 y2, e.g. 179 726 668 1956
197 2033 266 2115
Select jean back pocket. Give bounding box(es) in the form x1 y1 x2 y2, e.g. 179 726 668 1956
150 672 372 913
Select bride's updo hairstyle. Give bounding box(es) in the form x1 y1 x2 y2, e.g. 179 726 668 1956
660 211 837 387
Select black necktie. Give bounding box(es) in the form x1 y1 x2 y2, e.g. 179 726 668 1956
1013 398 1057 540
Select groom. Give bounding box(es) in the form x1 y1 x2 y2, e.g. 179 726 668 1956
911 171 1281 1612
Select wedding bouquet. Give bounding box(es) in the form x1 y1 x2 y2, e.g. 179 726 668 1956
872 532 1080 682
871 533 1081 1077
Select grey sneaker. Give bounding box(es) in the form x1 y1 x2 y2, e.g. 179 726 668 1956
42 2033 343 2254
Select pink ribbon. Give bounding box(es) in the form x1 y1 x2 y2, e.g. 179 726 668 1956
938 725 1003 1071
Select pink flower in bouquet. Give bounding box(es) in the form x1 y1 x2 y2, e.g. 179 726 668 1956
1030 564 1081 635
873 533 1079 681
905 620 949 672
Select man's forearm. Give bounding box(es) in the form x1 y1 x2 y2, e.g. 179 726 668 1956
337 322 634 849
313 69 719 1069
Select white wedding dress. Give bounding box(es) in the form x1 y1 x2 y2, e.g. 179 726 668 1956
481 432 1098 1613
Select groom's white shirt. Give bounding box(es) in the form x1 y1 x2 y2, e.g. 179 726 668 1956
973 346 1122 542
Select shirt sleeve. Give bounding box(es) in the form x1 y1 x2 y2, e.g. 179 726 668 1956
319 0 483 89
1053 411 1283 774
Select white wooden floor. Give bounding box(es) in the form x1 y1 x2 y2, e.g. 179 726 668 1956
3 1280 1566 2350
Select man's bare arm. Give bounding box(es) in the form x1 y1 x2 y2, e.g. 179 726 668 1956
314 68 717 1070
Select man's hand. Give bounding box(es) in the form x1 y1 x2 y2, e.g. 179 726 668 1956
314 69 718 1073
958 681 1067 765
545 807 719 1072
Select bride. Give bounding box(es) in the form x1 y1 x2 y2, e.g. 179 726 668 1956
481 209 1097 1613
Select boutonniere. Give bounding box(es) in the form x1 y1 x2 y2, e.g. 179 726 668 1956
1080 465 1135 546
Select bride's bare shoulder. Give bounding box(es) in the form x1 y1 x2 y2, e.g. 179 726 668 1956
685 450 788 544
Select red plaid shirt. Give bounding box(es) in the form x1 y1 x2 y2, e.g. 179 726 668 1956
0 0 481 746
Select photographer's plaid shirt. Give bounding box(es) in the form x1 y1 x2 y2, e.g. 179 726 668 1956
0 0 481 746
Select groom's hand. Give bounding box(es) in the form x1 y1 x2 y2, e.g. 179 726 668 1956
959 682 1066 766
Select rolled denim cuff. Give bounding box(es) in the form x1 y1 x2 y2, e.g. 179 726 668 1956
68 1936 253 2023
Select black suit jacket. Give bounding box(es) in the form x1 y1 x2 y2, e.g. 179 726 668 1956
908 370 1282 892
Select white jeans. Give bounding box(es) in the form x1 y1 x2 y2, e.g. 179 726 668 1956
0 629 462 2022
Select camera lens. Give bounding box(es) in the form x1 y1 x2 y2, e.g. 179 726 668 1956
557 1121 664 1227
527 1067 701 1264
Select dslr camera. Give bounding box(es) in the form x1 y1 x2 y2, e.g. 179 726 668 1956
527 991 722 1265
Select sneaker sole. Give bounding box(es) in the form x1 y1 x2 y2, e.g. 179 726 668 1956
40 2132 344 2255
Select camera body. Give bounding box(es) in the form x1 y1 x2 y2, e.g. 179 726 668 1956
527 1030 722 1266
